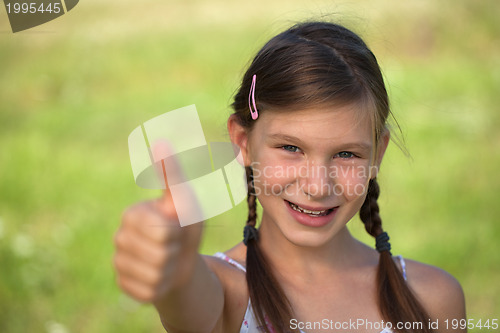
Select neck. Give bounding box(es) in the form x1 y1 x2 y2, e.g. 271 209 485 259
257 216 376 281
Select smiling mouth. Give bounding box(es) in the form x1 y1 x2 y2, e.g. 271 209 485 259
286 200 336 217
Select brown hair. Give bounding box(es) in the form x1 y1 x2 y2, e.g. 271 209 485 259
231 21 433 333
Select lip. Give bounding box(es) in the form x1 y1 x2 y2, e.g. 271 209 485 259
285 200 338 228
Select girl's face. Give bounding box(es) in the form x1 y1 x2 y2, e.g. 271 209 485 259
231 104 388 248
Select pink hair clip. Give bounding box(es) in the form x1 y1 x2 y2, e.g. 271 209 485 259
248 74 258 120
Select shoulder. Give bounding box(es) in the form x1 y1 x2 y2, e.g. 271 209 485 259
203 244 247 281
202 250 247 298
404 258 466 322
200 248 249 332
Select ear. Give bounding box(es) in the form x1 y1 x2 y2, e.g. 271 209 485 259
227 114 252 166
372 129 390 179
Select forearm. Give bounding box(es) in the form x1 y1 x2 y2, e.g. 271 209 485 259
155 254 224 332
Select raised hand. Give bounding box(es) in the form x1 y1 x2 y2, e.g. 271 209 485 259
113 140 204 303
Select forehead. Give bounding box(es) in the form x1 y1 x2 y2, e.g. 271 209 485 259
251 104 373 144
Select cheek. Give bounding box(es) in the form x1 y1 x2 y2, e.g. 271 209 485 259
251 158 297 197
333 161 371 200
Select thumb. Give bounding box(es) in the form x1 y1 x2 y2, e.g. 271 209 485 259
151 139 183 220
151 139 203 226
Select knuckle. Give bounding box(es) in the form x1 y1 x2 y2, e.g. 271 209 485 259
121 206 138 224
121 202 151 226
116 275 129 292
113 253 126 271
113 230 127 249
116 276 155 303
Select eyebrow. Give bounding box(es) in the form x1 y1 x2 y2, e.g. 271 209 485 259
266 133 372 151
267 133 303 143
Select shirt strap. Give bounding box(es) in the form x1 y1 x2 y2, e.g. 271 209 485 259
214 252 247 273
396 255 408 281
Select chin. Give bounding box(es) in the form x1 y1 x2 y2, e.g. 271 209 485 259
274 213 347 249
283 230 334 248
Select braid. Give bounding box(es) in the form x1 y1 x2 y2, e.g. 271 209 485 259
360 178 434 333
245 166 258 227
243 166 297 333
359 178 382 237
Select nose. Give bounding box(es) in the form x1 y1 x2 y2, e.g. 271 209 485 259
298 159 335 199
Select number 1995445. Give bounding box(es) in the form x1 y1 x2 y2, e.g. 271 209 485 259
444 319 498 330
5 2 62 14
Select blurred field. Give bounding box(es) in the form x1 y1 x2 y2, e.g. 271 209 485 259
0 0 498 332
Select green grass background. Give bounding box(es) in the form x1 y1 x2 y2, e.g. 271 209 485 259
0 0 498 332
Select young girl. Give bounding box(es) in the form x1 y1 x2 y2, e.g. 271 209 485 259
114 21 466 333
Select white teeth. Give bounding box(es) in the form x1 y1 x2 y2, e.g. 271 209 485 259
289 202 328 215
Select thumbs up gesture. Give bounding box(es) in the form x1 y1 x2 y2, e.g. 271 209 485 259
113 140 204 303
